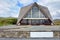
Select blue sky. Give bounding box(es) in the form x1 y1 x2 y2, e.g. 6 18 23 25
0 0 60 19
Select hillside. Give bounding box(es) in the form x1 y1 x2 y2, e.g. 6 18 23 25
54 19 60 25
0 17 17 26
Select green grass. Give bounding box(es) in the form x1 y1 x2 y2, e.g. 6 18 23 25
0 17 17 26
54 19 60 25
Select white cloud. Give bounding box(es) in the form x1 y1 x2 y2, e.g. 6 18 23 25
0 0 20 17
19 0 34 6
0 0 34 17
57 10 60 13
19 0 31 4
0 0 60 19
37 0 60 6
37 0 60 19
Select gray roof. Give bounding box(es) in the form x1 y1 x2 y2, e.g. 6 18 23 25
17 2 53 24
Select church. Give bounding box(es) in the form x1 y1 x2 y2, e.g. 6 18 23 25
0 2 60 39
17 2 53 25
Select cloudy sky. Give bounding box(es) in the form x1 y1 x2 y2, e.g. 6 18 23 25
0 0 60 19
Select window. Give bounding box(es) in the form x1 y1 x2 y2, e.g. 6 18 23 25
24 6 46 18
40 20 45 24
30 32 53 37
20 19 50 25
31 19 40 25
32 6 39 18
21 6 49 25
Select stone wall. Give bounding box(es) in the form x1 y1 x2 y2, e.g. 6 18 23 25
53 31 60 38
0 31 30 38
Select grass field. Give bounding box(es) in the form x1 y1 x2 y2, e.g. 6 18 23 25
54 19 60 25
0 17 17 26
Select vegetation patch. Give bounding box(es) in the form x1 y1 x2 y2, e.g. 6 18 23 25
54 19 60 25
0 17 17 26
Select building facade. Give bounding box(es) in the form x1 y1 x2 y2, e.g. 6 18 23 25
17 2 53 25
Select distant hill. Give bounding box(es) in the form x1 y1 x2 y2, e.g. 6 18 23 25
54 19 60 25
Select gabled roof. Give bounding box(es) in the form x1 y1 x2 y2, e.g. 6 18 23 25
17 2 53 24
